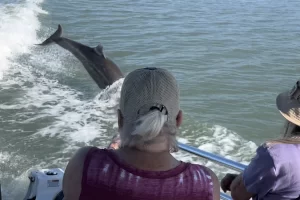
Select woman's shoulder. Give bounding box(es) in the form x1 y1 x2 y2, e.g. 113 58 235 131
63 146 95 199
74 146 96 158
186 163 220 200
67 146 109 171
263 141 300 155
187 163 220 186
257 142 300 168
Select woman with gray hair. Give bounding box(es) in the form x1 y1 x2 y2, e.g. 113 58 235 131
221 80 300 200
63 67 220 200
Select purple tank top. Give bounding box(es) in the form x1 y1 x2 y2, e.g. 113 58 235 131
79 147 213 200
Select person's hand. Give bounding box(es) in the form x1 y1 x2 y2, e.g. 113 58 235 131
221 173 239 192
108 134 121 150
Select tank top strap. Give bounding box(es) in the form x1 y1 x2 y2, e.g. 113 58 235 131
201 165 214 200
188 164 214 200
81 147 102 185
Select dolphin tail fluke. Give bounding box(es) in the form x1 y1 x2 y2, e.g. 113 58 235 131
37 24 62 45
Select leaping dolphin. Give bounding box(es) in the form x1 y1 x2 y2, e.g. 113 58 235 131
37 24 124 89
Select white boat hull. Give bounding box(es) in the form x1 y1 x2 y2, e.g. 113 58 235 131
23 168 64 200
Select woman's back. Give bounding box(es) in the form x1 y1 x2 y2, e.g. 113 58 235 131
79 147 213 200
243 143 300 200
266 143 300 199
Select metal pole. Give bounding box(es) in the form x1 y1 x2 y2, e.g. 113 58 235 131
221 192 233 200
178 142 246 172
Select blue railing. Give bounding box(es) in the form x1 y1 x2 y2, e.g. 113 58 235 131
178 143 247 200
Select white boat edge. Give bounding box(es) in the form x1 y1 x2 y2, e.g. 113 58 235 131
22 168 65 200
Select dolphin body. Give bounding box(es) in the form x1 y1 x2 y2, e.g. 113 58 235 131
38 24 124 89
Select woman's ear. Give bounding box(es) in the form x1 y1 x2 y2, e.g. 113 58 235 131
176 110 183 127
118 109 123 131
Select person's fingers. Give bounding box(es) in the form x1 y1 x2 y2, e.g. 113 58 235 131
108 143 119 150
221 173 238 192
221 176 230 192
108 134 121 150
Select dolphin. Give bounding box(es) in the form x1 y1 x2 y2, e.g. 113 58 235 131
37 24 124 89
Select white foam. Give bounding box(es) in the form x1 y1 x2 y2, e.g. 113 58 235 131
0 151 11 167
0 0 47 79
13 77 124 144
174 125 257 177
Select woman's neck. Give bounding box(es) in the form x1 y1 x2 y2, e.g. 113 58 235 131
115 147 180 171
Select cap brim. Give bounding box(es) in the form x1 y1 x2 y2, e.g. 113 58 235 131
276 91 300 126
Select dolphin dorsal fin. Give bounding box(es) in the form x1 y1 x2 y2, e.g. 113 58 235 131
94 44 104 56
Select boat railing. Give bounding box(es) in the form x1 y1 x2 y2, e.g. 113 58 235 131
178 142 247 200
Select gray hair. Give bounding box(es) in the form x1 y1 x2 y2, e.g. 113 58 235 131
120 110 179 152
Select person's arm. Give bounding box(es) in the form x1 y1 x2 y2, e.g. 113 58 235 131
230 173 254 200
63 146 93 200
203 166 221 200
230 145 277 200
